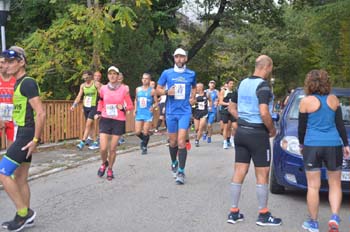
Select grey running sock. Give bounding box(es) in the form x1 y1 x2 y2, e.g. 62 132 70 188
137 132 144 141
178 148 187 170
230 182 242 208
169 146 178 163
143 135 150 146
256 184 269 210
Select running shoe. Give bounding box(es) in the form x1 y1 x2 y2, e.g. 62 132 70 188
186 141 191 151
76 141 85 150
107 169 114 181
97 160 109 177
7 208 36 232
118 137 126 144
85 138 94 146
88 141 99 150
171 162 178 178
195 140 199 147
230 137 235 147
175 172 185 185
2 219 34 229
302 218 319 232
227 141 231 147
202 133 207 141
141 146 147 155
227 211 244 224
207 137 212 143
223 140 228 149
256 212 282 226
328 214 340 232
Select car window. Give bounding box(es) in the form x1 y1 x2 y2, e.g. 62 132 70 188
339 96 350 124
287 94 350 124
287 94 304 120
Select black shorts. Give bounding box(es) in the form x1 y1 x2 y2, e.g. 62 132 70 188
159 103 166 116
193 110 208 120
99 117 125 136
6 127 35 164
234 125 270 167
220 112 236 124
303 146 343 171
83 106 97 120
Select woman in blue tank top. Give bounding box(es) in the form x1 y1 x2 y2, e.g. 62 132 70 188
298 69 350 232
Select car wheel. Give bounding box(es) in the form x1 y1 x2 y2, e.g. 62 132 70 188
270 164 285 194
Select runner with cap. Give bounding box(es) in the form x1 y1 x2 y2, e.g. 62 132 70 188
95 66 134 180
156 48 196 185
134 73 158 155
71 70 101 150
0 53 16 149
0 46 46 231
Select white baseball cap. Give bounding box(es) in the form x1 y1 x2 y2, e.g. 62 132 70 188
108 66 119 73
173 48 187 56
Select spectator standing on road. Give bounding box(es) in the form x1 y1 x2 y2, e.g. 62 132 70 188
193 82 211 147
134 73 158 155
203 80 219 143
70 70 101 150
0 54 16 149
298 69 349 232
156 48 196 185
95 66 133 180
227 55 282 226
0 46 46 231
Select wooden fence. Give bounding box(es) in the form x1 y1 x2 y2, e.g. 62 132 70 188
0 100 160 150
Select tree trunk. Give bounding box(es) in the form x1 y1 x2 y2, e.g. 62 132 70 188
187 0 227 62
87 0 92 7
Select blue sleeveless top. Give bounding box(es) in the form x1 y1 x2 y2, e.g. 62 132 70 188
136 87 153 118
304 95 342 146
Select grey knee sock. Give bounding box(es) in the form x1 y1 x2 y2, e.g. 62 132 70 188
256 184 269 210
230 182 242 209
169 146 178 163
178 148 187 170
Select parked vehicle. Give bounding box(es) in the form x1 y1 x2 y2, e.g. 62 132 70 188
270 87 350 194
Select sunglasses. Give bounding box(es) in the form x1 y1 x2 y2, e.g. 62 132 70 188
1 50 26 61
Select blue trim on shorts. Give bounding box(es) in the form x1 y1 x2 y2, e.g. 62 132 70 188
0 156 19 176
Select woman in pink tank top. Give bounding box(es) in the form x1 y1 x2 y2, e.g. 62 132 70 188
95 66 133 180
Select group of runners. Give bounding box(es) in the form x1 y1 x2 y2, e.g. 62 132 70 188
0 46 348 232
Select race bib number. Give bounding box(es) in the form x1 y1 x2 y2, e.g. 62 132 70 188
139 97 147 108
198 102 205 110
106 104 118 117
84 96 92 107
0 103 13 121
174 84 186 100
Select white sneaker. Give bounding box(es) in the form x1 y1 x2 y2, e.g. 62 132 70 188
223 140 228 149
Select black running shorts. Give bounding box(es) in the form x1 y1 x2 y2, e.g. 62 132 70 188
99 117 125 136
302 146 343 171
6 127 35 164
83 106 97 120
234 125 271 167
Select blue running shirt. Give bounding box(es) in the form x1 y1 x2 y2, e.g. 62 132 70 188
158 68 196 115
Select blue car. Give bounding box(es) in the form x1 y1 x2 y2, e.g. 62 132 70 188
270 87 350 194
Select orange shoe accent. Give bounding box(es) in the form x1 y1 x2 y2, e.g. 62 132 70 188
230 207 239 213
186 141 191 151
259 208 269 214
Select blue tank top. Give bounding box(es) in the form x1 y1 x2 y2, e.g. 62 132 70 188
207 89 218 111
238 77 270 124
304 95 342 146
136 87 153 118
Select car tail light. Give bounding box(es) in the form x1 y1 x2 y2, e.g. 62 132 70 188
280 136 302 156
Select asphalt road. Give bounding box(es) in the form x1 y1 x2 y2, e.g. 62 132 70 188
0 134 349 232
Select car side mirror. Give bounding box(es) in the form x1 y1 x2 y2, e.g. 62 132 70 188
272 112 280 122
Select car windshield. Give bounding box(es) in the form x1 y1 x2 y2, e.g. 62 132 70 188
287 93 350 124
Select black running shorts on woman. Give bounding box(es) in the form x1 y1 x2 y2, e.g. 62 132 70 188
99 117 125 136
234 126 271 167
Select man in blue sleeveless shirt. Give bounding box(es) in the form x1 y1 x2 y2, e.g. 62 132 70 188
204 80 219 143
156 48 196 185
226 55 282 226
134 73 158 155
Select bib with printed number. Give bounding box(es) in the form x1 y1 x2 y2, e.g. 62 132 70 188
139 97 147 108
106 104 118 117
174 84 186 100
84 96 92 107
198 102 205 110
0 103 13 121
